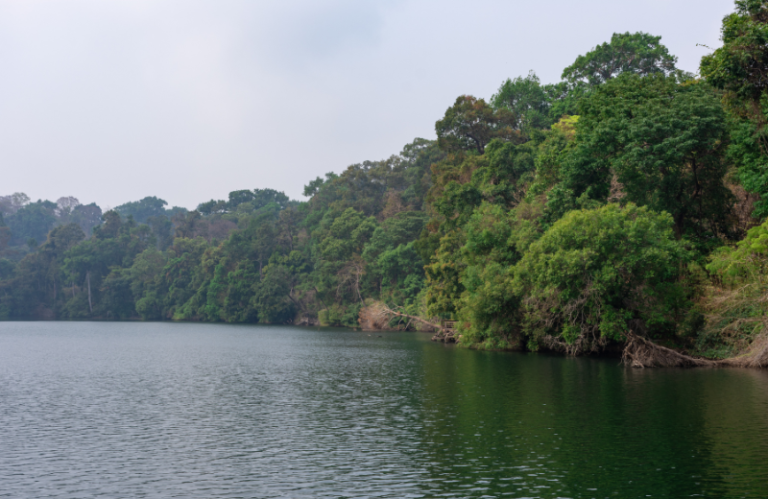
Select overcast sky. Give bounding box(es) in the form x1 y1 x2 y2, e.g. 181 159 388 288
0 0 736 209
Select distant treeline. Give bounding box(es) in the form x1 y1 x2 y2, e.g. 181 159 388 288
3 1 768 361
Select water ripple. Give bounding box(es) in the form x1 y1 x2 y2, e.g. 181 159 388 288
1 322 767 498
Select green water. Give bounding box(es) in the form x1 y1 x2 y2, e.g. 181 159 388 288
417 345 768 498
1 322 766 498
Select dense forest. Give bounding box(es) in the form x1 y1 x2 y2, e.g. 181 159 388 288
3 0 768 365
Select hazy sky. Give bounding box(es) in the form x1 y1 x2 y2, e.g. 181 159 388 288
0 0 736 209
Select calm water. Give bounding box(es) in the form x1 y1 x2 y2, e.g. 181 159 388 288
1 323 767 498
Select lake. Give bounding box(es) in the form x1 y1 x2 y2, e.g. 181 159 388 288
1 322 767 498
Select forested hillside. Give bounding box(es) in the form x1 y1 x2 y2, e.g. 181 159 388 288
3 1 768 364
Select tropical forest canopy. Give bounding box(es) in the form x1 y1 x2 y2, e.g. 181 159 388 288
3 3 768 361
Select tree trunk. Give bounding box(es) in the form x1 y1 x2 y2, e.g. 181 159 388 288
381 305 442 331
86 271 93 314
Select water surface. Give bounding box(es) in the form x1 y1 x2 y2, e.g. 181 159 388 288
1 322 767 498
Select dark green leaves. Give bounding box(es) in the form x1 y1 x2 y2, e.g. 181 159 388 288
563 32 678 86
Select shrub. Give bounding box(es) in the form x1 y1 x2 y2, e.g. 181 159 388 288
513 203 689 352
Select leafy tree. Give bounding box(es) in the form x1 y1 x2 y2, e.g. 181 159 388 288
0 215 10 256
252 265 296 323
708 216 768 284
129 249 166 320
6 200 58 247
397 138 444 210
114 196 168 223
491 71 551 132
542 82 590 122
455 204 524 347
550 75 733 242
54 197 80 219
44 223 86 255
70 203 103 236
0 193 30 216
474 139 537 207
228 190 255 208
197 199 228 215
435 95 519 154
155 237 210 318
251 188 292 211
222 261 260 323
424 229 466 316
147 215 173 250
701 0 768 217
173 210 204 239
94 210 123 239
199 188 293 215
513 204 689 351
0 258 13 280
562 32 678 85
527 115 579 197
60 212 154 319
303 172 338 198
247 213 278 277
380 211 428 247
318 208 377 262
701 0 768 108
361 211 428 307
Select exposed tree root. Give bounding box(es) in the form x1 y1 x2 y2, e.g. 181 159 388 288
365 301 768 368
622 332 768 369
359 301 442 333
380 305 443 333
622 333 715 368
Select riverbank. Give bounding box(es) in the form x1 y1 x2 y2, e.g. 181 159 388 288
356 300 768 369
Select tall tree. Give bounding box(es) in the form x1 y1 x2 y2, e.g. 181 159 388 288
491 71 551 132
114 196 168 223
0 193 30 216
701 0 768 217
5 200 58 247
562 32 679 86
435 96 518 154
701 0 768 109
70 203 103 237
550 75 733 242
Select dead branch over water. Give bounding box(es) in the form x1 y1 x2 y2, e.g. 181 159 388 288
363 301 768 369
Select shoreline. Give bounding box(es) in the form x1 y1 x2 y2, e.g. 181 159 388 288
5 318 766 370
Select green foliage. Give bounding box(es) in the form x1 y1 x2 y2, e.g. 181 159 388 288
708 218 768 284
700 217 768 357
550 75 733 243
318 208 377 262
197 189 292 216
435 95 519 154
563 32 679 85
491 71 551 132
701 1 768 218
252 265 296 323
455 203 525 348
2 17 765 363
6 200 58 246
424 229 465 316
700 0 768 109
513 204 689 350
318 302 362 327
114 196 168 224
307 138 441 218
527 116 579 198
542 82 591 122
